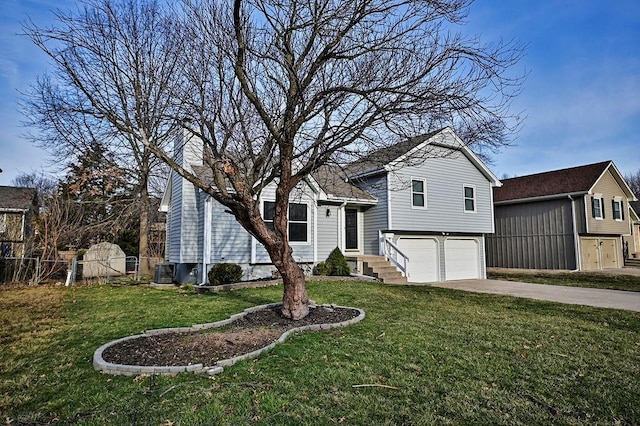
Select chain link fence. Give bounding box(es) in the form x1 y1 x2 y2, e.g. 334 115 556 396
0 257 39 284
1 254 166 285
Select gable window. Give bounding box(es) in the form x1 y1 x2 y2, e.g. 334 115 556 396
411 179 426 208
263 201 308 243
612 199 624 221
591 196 603 219
463 185 476 213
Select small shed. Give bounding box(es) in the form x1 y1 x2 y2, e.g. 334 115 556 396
83 242 126 278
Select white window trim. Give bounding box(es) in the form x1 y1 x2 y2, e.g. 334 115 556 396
410 177 427 210
592 194 603 220
612 197 623 221
463 184 477 214
262 199 311 245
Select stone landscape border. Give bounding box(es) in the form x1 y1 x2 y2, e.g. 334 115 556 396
93 302 365 376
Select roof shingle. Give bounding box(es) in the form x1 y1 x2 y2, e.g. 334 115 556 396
494 161 611 203
0 186 38 210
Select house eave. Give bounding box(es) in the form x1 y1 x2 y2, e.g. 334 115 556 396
587 161 637 201
495 191 588 206
323 196 378 205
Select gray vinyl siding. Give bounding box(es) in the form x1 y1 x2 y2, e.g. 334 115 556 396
166 130 203 264
317 204 339 260
357 174 388 255
178 179 201 262
388 149 494 234
574 196 587 234
210 200 252 264
486 198 577 270
167 170 182 262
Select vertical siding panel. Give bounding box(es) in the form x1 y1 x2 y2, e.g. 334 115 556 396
487 198 575 270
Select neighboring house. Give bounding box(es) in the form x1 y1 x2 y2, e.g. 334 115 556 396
627 201 640 258
0 186 38 258
486 161 637 271
160 127 501 284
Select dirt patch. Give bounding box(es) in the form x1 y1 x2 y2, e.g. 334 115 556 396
102 305 359 367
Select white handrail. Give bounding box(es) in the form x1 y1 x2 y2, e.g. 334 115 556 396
378 231 409 276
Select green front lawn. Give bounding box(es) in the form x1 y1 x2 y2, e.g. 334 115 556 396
1 281 639 425
488 270 640 292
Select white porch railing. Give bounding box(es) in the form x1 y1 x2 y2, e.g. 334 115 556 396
378 231 409 277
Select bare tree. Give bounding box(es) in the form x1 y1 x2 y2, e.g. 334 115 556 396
625 170 640 198
137 0 524 319
22 0 185 274
12 172 57 197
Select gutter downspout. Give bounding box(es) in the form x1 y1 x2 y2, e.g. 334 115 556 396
201 196 212 284
569 195 581 271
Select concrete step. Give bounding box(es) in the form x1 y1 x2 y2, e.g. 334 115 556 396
625 258 640 268
361 257 407 284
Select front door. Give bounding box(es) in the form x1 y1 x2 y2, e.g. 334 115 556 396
345 208 358 250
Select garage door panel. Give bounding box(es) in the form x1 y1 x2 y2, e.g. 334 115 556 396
601 239 618 269
444 239 480 280
397 238 439 283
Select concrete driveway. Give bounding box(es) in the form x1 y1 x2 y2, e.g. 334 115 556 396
431 279 640 312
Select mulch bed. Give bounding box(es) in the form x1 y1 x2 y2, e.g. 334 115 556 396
101 305 359 367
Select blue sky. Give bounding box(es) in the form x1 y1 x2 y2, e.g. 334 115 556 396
0 0 639 185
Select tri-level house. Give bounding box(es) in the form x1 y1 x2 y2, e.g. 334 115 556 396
486 161 637 271
161 127 501 284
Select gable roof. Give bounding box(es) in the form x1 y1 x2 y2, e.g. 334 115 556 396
630 201 640 221
494 161 636 204
187 163 376 204
0 186 38 211
347 129 444 176
347 127 501 186
311 165 376 202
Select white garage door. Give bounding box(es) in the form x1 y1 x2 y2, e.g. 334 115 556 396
397 238 439 283
444 239 480 280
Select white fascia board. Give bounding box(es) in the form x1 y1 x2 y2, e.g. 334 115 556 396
159 170 173 212
588 162 638 201
323 196 378 205
437 128 502 187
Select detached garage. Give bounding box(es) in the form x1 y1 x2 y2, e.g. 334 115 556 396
396 235 484 283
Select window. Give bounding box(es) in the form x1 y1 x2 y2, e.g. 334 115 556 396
263 201 275 230
612 199 624 221
464 185 476 212
0 214 5 233
592 196 603 219
411 179 426 208
263 201 308 242
288 203 308 242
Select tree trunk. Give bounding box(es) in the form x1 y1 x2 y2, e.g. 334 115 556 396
138 174 150 276
278 252 309 320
